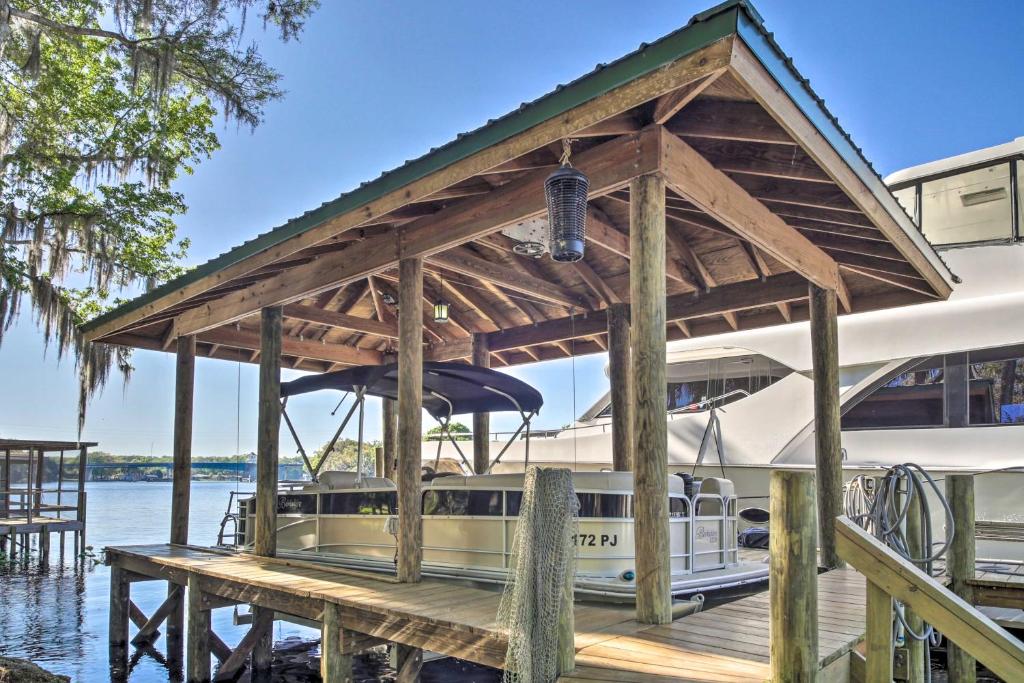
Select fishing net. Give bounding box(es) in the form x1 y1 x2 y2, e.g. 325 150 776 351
497 467 579 683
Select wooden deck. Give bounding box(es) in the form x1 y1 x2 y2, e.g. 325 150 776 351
0 514 82 534
106 544 866 681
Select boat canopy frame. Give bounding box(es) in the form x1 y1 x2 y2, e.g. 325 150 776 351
279 362 544 480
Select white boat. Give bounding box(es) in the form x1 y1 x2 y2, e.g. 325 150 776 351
230 362 770 601
456 137 1024 563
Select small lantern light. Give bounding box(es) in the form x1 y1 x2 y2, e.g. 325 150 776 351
433 273 451 324
545 139 589 263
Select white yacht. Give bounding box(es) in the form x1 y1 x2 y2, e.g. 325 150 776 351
451 138 1024 562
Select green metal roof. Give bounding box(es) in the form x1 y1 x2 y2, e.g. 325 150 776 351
82 0 953 336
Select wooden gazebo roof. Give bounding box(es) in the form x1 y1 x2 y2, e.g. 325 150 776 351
81 1 954 371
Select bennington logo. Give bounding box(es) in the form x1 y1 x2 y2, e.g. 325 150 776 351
695 526 719 544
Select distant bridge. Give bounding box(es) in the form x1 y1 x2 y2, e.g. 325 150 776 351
84 461 307 481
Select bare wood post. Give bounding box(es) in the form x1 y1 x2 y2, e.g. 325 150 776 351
109 564 131 678
904 486 926 683
395 644 423 683
769 469 818 680
397 257 424 583
168 334 195 667
186 575 211 683
255 306 283 558
38 524 49 565
946 474 977 683
2 448 9 518
865 579 894 681
26 447 34 525
382 397 398 480
607 302 633 472
374 447 385 479
471 333 491 474
249 606 274 683
809 283 844 569
630 173 671 624
34 447 45 514
321 602 353 683
77 445 87 552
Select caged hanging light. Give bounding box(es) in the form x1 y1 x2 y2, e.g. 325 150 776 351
433 272 451 324
545 139 589 262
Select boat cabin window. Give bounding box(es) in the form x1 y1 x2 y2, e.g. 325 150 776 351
322 491 397 515
842 356 945 429
277 494 316 515
504 492 689 518
843 345 1024 430
891 160 1020 246
422 489 503 516
968 345 1024 425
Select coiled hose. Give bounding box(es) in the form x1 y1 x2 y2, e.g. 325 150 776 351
843 463 956 683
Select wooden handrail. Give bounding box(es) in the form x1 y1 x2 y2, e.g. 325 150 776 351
835 515 1024 681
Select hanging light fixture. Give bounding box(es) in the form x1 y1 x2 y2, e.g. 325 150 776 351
545 138 589 262
433 272 451 323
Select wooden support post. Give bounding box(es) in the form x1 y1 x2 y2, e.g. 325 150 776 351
374 447 385 479
186 575 211 683
607 302 633 472
809 283 843 569
397 257 424 583
169 334 195 666
255 306 282 558
250 606 274 682
26 447 34 525
865 579 894 681
946 474 977 683
471 333 491 474
215 606 273 681
630 174 671 624
77 445 87 552
769 470 818 680
904 487 926 683
109 565 131 678
38 524 49 565
395 644 423 683
132 585 181 645
321 602 353 683
382 397 398 480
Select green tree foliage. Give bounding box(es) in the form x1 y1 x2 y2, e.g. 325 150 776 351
0 0 319 423
313 437 382 476
426 421 471 442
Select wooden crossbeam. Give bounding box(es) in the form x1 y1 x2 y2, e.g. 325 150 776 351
214 609 273 681
588 205 697 289
170 129 661 337
666 98 798 145
283 304 398 339
651 71 724 124
661 130 840 292
427 249 584 309
131 586 182 646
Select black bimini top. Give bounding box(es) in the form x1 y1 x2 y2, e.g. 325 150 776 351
280 362 543 419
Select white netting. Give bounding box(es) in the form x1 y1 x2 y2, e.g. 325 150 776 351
497 467 579 683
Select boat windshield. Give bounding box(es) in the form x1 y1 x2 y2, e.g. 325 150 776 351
596 352 793 418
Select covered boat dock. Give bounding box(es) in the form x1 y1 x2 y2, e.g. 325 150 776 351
79 1 1024 681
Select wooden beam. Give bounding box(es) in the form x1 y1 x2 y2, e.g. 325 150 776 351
255 307 282 558
666 98 797 145
651 71 723 124
198 326 383 367
283 303 398 339
571 258 621 306
607 303 632 472
809 284 843 569
169 335 194 664
397 258 423 583
687 138 833 183
427 250 585 309
661 130 840 292
588 206 696 288
186 575 211 683
947 475 977 683
728 40 951 299
630 173 670 625
472 333 490 475
575 111 641 137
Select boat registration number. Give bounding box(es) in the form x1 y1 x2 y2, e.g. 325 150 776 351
573 533 618 547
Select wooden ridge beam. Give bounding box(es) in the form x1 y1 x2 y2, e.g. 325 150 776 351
283 304 398 339
661 130 840 292
172 129 662 337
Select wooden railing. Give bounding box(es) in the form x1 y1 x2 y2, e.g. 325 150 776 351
835 515 1024 682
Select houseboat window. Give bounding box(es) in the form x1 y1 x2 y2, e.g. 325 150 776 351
277 494 316 515
322 491 397 515
422 490 503 516
968 345 1024 425
505 491 636 518
892 186 918 225
842 356 945 429
920 163 1013 245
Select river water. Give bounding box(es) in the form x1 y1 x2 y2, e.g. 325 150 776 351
0 481 500 682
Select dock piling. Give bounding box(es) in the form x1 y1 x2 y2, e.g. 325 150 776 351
946 474 977 683
321 602 353 683
186 575 212 683
109 565 131 678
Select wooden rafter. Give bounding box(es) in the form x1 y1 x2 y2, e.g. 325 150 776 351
651 71 724 124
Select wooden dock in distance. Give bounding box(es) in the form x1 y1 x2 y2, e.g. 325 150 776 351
105 543 866 682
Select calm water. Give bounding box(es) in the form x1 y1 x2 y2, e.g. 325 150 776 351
0 481 499 682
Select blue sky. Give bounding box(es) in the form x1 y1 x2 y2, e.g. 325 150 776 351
1 0 1021 456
